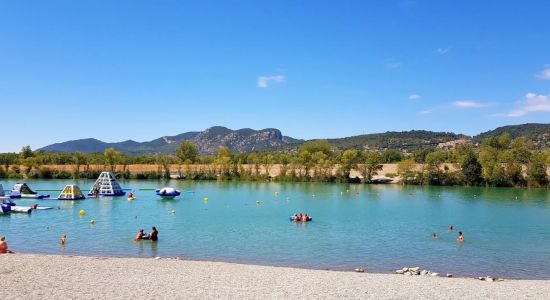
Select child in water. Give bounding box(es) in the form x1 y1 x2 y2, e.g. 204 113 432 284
457 232 464 242
60 234 67 245
134 229 145 241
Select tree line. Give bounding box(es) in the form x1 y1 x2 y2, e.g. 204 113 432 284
0 133 549 187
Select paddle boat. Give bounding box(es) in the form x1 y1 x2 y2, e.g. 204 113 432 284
57 184 85 200
9 183 50 199
155 187 181 199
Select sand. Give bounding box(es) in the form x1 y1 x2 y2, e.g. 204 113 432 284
1 254 549 299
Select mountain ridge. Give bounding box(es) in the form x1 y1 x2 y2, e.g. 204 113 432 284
38 123 550 155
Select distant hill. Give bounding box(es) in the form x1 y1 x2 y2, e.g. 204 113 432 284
38 123 550 155
327 130 469 151
39 126 302 155
475 123 550 149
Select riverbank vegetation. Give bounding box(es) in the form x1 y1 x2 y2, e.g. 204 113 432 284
1 134 549 188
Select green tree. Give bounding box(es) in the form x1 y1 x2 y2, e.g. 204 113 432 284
527 152 548 187
215 147 233 177
176 141 198 164
104 147 121 171
20 145 33 159
298 140 332 156
461 152 482 186
72 152 87 178
359 151 383 183
397 159 417 184
176 141 198 179
340 149 359 181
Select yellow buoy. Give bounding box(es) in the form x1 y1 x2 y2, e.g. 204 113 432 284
79 209 86 216
204 197 209 203
275 192 279 196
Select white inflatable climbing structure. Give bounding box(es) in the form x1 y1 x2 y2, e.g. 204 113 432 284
88 172 125 197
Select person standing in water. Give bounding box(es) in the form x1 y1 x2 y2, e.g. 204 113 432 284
457 232 464 242
149 226 158 241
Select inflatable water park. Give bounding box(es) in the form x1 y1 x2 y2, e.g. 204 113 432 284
9 183 50 199
156 187 181 199
88 172 125 197
58 185 85 200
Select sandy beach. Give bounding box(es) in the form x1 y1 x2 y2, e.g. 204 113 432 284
1 254 549 299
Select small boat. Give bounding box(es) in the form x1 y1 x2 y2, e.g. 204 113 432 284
155 187 181 199
9 183 50 199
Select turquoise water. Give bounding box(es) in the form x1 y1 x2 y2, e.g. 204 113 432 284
2 179 550 279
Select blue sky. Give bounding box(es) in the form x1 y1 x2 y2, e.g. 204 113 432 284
1 0 549 152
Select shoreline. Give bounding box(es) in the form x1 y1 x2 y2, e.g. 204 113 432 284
2 254 550 299
10 249 544 281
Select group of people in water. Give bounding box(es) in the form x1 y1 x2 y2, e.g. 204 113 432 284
292 213 312 222
134 226 158 241
431 225 464 242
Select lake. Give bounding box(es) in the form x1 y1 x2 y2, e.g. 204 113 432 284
1 179 550 279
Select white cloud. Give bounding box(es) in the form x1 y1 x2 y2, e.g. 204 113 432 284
536 68 550 80
504 93 550 117
434 47 451 55
452 100 491 109
385 59 402 69
408 94 421 100
420 107 436 115
257 75 285 88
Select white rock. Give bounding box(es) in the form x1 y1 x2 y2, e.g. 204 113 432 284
410 267 420 272
405 271 412 276
430 272 439 277
354 268 365 273
402 267 409 272
155 257 161 260
446 273 453 278
420 270 428 276
396 269 405 274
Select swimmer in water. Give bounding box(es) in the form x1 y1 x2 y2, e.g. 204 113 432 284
457 231 464 242
432 233 437 239
449 225 454 232
60 234 67 245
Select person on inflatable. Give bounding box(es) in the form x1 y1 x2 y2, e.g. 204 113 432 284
293 214 299 221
